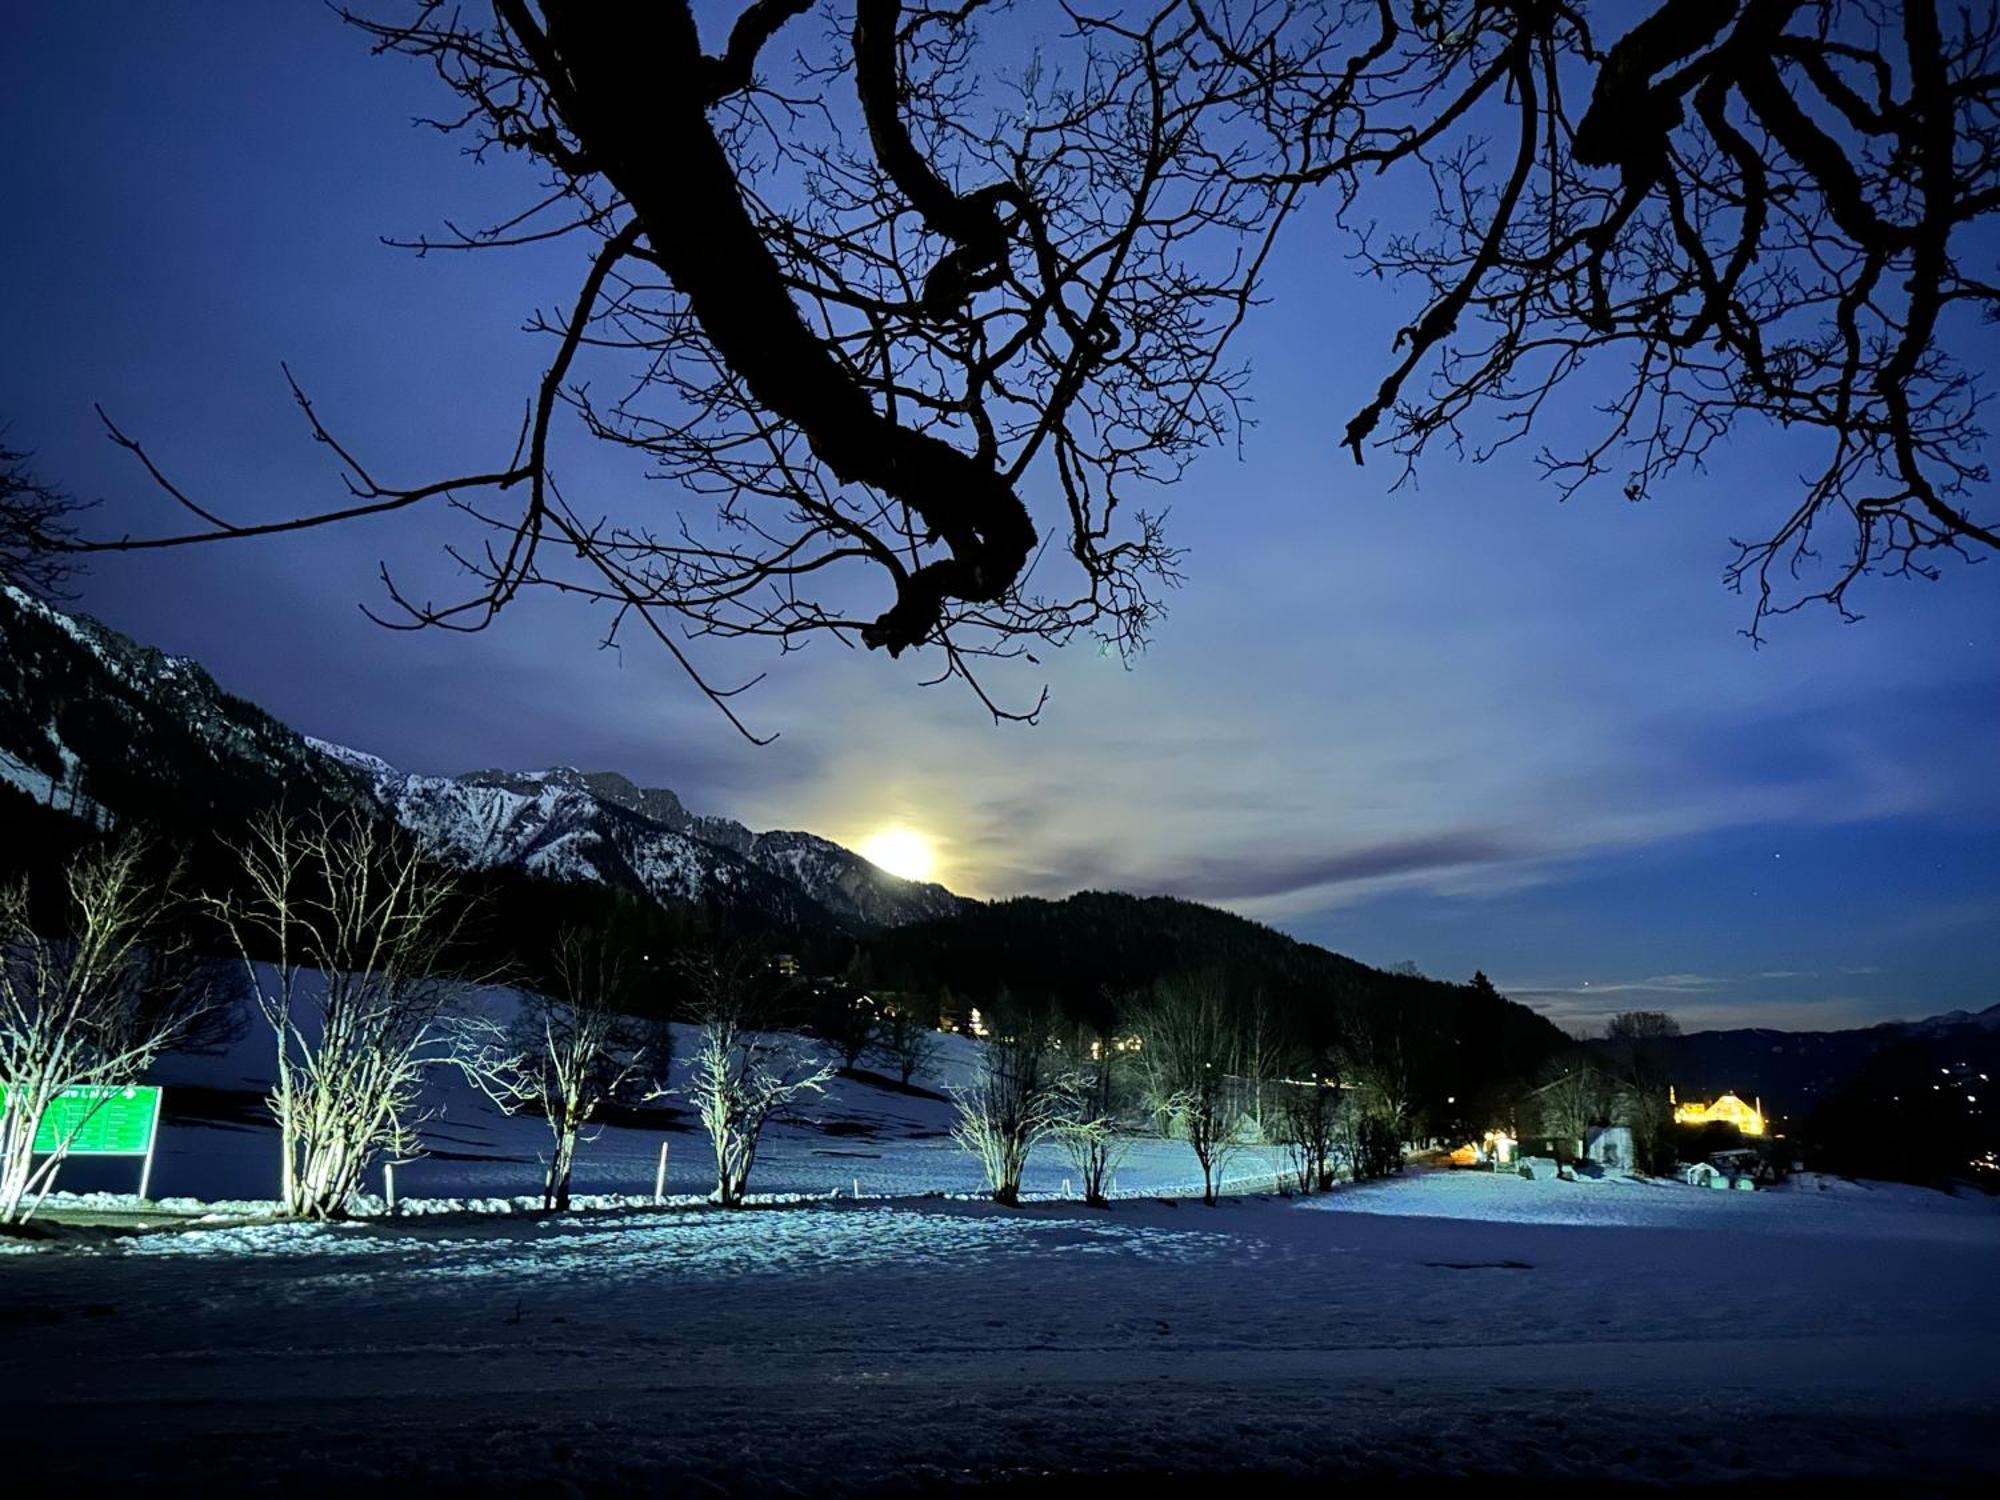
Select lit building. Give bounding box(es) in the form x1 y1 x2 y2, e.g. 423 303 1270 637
1446 1130 1515 1168
1671 1086 1766 1136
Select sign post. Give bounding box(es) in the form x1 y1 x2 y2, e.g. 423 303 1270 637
139 1114 159 1201
654 1139 670 1204
0 1084 164 1199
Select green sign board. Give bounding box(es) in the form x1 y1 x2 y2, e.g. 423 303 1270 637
0 1084 162 1155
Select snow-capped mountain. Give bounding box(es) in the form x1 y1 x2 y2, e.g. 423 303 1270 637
0 584 370 830
0 584 965 932
350 760 963 929
1905 1000 2000 1036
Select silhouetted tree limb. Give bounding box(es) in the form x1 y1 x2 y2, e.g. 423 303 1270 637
88 0 1297 732
78 1 2000 727
0 444 84 600
1229 0 2000 635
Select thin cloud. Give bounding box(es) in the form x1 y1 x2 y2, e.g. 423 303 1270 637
1142 830 1532 904
1505 972 1725 1001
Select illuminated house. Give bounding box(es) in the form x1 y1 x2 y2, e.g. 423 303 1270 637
1446 1130 1515 1168
1671 1086 1766 1136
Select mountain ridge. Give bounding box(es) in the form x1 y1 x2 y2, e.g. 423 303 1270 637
1598 1001 2000 1117
0 584 961 933
6 582 1986 1066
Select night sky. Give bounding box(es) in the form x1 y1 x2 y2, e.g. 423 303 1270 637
5 4 1996 1032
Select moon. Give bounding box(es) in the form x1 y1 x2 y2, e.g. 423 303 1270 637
859 827 935 883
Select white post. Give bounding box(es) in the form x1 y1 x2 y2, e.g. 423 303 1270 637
852 1175 860 1201
1063 1177 1072 1198
654 1140 670 1205
136 1087 162 1203
384 1161 397 1216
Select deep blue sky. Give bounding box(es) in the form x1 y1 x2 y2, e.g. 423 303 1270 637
4 4 1997 1032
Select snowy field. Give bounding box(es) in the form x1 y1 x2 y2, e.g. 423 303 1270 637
31 984 1296 1209
4 1170 1998 1492
5 992 1999 1492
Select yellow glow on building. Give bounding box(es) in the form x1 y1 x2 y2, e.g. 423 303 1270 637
1671 1087 1766 1136
1446 1130 1515 1167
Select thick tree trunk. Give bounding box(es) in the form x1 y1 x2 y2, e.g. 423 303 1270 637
546 1126 579 1213
517 2 1037 654
0 1120 39 1224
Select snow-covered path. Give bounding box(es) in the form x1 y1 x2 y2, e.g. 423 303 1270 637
4 1171 1997 1491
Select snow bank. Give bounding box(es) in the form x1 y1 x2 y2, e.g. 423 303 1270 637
1315 1162 2000 1241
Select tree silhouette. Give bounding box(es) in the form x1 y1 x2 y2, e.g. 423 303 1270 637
0 444 83 600
1231 0 2000 635
86 2 2000 730
92 0 1301 734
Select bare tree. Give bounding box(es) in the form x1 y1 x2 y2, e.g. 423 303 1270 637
83 4 2000 728
876 997 940 1088
0 443 84 600
211 809 476 1220
809 962 879 1072
951 1006 1056 1206
679 942 833 1207
1240 990 1288 1143
1135 972 1247 1205
89 1 1300 733
457 928 670 1211
1048 1026 1131 1206
1339 1091 1405 1182
1278 1066 1341 1194
1228 1 2000 633
0 837 208 1223
90 6 1998 714
1605 1009 1683 1173
1338 1006 1419 1145
1529 1053 1609 1162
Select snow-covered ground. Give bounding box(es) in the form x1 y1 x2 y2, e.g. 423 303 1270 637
6 989 1999 1490
6 1177 1999 1488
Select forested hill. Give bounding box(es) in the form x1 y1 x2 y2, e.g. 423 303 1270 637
868 889 1567 1069
1620 1003 2000 1116
3 584 1565 1111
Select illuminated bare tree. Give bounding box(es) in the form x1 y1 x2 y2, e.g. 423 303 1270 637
1240 990 1288 1142
212 810 476 1220
456 928 669 1211
951 1004 1056 1206
1048 1026 1131 1206
679 942 833 1207
0 838 208 1223
1135 972 1248 1205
